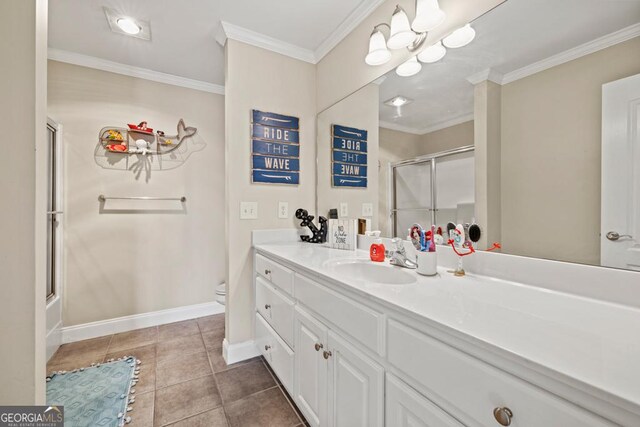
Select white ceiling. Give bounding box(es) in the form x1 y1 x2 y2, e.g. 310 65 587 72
379 0 640 134
48 0 374 86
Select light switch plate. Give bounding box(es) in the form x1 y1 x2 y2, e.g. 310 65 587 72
240 202 258 219
278 201 289 219
362 203 373 217
339 202 349 218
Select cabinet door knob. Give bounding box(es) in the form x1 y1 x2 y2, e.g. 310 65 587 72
264 304 271 310
493 407 513 426
264 269 271 275
264 345 271 351
323 350 332 360
315 343 323 351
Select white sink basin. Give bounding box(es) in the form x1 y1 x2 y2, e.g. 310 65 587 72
324 259 417 285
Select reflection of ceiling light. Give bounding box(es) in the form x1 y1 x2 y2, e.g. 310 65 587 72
365 28 391 66
116 17 141 35
443 24 476 48
387 6 417 50
384 96 413 107
396 56 422 77
418 41 446 63
412 0 446 33
104 7 151 40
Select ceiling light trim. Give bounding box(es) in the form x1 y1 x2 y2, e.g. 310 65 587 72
315 0 388 62
502 23 640 85
219 21 316 64
48 48 225 95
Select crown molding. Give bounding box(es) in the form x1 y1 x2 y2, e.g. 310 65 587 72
466 68 504 85
219 21 316 64
502 23 640 85
314 0 388 62
380 112 474 136
379 120 424 135
48 48 225 95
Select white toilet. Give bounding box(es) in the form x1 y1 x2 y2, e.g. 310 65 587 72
215 283 226 306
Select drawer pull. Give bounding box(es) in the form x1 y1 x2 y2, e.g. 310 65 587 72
264 345 271 351
493 407 513 426
323 350 332 360
264 269 272 275
315 343 323 351
264 304 271 310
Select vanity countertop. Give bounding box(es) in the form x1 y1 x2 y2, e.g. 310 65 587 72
254 242 640 409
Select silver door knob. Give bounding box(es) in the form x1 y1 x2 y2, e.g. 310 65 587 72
606 231 633 241
314 343 323 351
493 407 513 426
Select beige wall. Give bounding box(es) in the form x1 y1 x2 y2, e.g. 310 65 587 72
501 37 640 265
317 84 379 228
316 0 505 111
48 61 225 326
225 40 316 345
418 120 473 155
0 0 47 404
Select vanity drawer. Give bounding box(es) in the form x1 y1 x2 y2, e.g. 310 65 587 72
387 319 614 427
295 273 384 355
256 254 294 295
256 313 294 394
256 276 295 348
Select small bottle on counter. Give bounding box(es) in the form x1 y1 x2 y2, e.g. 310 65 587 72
370 238 385 262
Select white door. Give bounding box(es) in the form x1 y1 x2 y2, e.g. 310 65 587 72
327 331 384 427
46 118 64 359
602 73 640 270
294 307 328 427
386 374 464 427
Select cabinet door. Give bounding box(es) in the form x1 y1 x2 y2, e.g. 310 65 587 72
294 307 328 427
386 374 463 427
327 331 384 427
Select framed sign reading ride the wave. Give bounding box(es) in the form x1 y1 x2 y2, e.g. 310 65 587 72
331 124 367 188
251 109 300 185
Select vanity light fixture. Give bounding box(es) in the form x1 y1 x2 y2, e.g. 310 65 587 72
387 6 417 50
365 26 392 66
417 41 446 63
396 56 422 77
443 23 476 48
412 0 446 33
384 96 413 107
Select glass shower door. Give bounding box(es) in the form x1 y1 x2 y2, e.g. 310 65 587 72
392 160 433 239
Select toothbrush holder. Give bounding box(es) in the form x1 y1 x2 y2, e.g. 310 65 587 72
416 251 437 276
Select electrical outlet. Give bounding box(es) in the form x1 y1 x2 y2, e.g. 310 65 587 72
362 203 373 217
240 202 258 219
339 202 349 218
278 201 289 219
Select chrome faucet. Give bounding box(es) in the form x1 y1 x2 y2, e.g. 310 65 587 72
386 238 418 269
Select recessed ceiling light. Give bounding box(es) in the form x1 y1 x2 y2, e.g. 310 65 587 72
116 17 141 35
104 7 151 41
384 96 413 107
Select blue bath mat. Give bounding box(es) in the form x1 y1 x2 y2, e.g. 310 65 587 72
46 356 140 427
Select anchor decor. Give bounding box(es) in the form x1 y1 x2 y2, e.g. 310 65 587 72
295 209 328 244
251 110 300 185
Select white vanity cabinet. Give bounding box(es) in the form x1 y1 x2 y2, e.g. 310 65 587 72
254 250 634 427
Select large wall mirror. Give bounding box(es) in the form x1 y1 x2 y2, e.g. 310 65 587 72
316 0 640 272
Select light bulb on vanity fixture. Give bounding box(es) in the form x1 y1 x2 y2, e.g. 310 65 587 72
396 56 422 77
387 5 417 49
417 40 446 63
365 26 392 66
443 23 476 48
412 0 446 33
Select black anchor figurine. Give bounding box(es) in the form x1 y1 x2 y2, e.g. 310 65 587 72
295 208 328 244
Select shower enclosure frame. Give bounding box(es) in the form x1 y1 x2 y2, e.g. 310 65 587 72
389 145 475 238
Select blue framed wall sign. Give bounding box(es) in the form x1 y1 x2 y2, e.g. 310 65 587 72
332 124 368 188
252 110 300 185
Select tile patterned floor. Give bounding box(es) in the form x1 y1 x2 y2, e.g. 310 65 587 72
47 314 308 427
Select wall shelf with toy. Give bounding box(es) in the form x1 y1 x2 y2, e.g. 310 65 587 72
100 120 195 156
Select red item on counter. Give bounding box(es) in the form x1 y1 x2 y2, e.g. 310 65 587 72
370 243 386 262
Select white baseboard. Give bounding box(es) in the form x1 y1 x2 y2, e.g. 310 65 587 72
46 321 62 361
61 301 225 344
223 338 259 364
